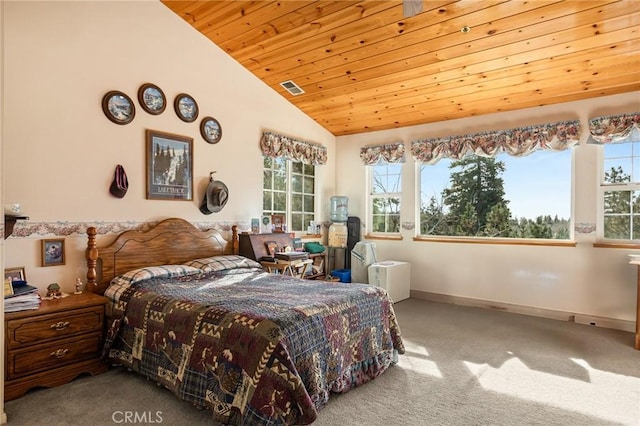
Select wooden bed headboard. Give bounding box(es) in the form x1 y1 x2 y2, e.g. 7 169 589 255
86 218 238 295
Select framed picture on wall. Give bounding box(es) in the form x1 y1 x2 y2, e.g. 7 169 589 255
200 116 222 144
271 214 285 233
102 90 135 125
41 239 65 267
138 83 166 115
145 129 193 201
174 93 199 123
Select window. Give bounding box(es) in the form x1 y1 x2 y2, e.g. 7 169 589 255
263 157 315 232
599 141 640 241
369 163 401 233
419 150 572 239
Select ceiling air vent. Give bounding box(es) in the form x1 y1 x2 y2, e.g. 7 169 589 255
279 80 305 96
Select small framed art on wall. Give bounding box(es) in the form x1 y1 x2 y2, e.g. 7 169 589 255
41 239 65 267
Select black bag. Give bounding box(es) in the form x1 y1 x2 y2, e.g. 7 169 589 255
109 164 129 198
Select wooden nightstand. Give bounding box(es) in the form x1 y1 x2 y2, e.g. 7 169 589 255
4 292 108 401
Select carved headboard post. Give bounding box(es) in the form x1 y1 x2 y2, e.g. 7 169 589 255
231 225 238 255
86 226 98 293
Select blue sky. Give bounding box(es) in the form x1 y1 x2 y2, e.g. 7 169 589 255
603 141 639 182
420 149 572 220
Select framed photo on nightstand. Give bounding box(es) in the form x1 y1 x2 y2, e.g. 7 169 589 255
4 266 26 283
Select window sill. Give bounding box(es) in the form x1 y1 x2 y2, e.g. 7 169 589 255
593 242 640 249
299 234 322 239
413 235 576 247
364 233 403 241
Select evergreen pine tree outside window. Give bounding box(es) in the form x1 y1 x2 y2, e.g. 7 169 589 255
601 141 640 241
413 119 579 240
586 112 640 242
419 150 571 239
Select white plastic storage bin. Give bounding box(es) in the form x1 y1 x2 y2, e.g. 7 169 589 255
367 261 410 303
351 241 377 283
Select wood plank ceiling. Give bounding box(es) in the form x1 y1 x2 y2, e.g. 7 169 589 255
162 0 640 136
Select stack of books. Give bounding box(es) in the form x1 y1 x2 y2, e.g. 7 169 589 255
275 251 309 261
5 281 41 313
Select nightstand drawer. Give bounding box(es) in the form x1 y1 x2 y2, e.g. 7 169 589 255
7 332 103 380
6 306 104 348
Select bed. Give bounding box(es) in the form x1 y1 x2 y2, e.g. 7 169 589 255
85 218 404 425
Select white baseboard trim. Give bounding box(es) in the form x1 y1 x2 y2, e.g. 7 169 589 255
1 410 6 424
410 290 635 333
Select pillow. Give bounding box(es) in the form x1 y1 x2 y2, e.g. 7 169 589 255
110 264 202 287
183 255 261 273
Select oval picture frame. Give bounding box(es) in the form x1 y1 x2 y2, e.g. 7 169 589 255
102 91 135 125
138 83 166 115
200 116 222 144
174 93 199 123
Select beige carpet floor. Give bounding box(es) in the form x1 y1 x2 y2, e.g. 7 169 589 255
5 298 640 425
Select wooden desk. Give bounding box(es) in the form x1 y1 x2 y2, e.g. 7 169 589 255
239 233 295 261
261 259 313 279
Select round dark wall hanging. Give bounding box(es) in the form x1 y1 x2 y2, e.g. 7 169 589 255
174 93 199 123
102 91 135 125
200 116 222 144
138 83 166 115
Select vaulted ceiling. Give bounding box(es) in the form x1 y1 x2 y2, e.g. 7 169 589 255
162 0 640 136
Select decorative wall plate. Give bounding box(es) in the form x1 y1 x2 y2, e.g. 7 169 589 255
200 116 222 144
174 93 198 123
138 83 166 115
102 91 135 125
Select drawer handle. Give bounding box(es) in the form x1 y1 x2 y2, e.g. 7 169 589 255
50 321 70 331
50 348 69 359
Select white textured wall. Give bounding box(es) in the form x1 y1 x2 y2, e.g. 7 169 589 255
2 0 336 293
336 91 640 324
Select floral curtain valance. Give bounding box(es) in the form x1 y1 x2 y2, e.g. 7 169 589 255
260 131 327 165
360 142 405 165
411 120 581 165
587 112 640 144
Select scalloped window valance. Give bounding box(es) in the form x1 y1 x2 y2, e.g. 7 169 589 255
411 120 581 165
360 142 405 165
587 112 640 144
260 131 327 165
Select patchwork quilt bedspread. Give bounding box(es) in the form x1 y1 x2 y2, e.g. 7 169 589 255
103 260 404 425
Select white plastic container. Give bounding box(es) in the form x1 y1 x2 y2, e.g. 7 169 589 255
328 223 348 248
368 261 410 303
351 241 377 283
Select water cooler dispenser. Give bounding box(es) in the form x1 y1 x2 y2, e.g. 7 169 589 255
328 196 349 281
328 196 348 247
